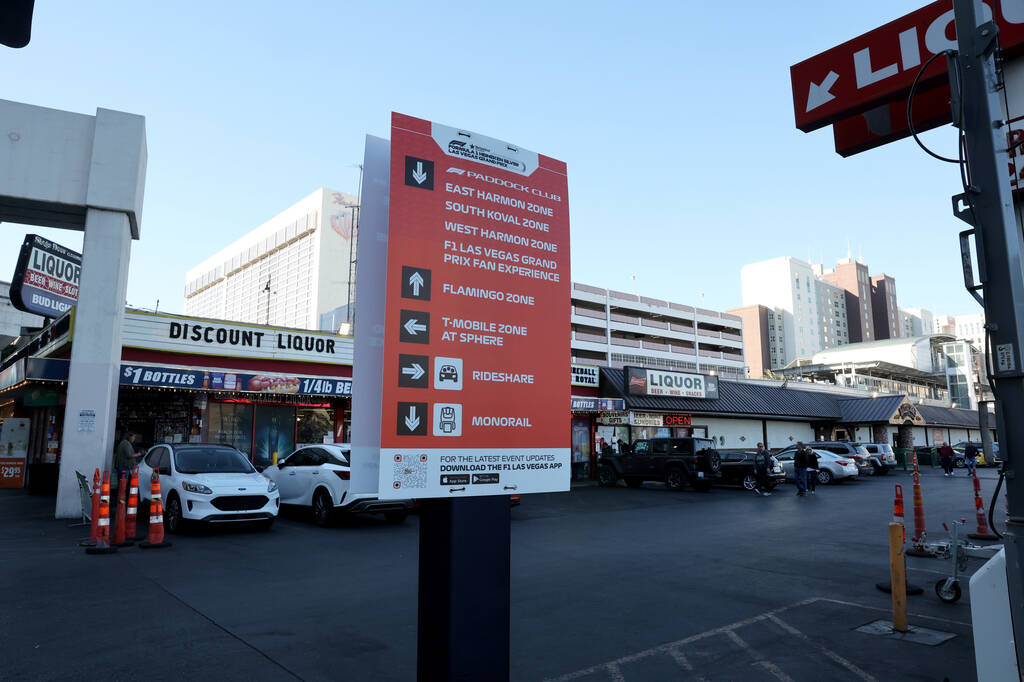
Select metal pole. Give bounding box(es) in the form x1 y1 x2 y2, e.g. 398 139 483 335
953 0 1024 673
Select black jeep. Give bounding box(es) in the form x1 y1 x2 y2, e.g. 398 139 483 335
597 437 722 491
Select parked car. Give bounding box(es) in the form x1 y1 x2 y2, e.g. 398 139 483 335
774 448 859 484
138 443 280 532
777 441 876 476
262 444 415 526
597 436 722 491
717 450 786 491
861 443 898 474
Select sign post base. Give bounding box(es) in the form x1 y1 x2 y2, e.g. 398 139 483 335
418 495 510 682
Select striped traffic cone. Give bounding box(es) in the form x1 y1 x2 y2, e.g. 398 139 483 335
126 467 143 541
140 470 171 550
85 470 118 554
79 468 102 547
906 452 933 557
112 470 134 547
969 470 999 541
876 483 923 595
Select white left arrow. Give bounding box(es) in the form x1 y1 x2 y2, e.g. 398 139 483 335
401 363 426 380
405 405 420 431
412 161 428 184
404 318 427 336
409 271 424 296
806 71 840 112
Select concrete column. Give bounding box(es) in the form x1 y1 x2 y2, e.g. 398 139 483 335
54 208 131 518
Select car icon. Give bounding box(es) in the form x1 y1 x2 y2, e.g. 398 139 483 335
439 365 459 382
439 406 457 433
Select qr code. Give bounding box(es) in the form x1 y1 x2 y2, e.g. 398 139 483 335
392 453 428 490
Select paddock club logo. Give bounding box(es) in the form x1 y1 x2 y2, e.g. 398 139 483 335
445 166 563 203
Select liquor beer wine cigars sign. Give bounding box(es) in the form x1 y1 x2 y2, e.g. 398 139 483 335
625 366 720 399
9 235 82 317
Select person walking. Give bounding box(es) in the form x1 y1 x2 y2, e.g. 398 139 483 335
939 442 956 477
794 442 808 497
805 447 818 495
753 442 772 496
965 442 979 477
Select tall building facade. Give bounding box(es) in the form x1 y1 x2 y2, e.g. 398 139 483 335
739 257 822 367
870 273 900 340
571 283 746 378
954 311 986 349
900 307 935 337
727 304 783 378
819 258 876 343
183 189 358 330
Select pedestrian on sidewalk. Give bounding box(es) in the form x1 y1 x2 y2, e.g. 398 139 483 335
939 442 956 477
794 442 808 497
965 442 979 477
753 442 772 496
805 448 818 495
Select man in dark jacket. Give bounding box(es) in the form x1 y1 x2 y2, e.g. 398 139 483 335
794 442 808 496
753 442 772 496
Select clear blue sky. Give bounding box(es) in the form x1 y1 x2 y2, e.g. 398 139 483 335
0 1 983 318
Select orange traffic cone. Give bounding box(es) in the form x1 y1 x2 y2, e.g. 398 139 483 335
112 470 134 547
79 468 101 547
969 470 999 541
139 470 171 550
126 466 143 541
85 470 118 554
893 484 906 544
906 451 932 557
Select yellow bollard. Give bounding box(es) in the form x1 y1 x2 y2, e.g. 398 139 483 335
889 522 908 632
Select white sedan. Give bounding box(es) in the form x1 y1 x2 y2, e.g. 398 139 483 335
139 443 279 532
774 449 859 485
261 444 414 526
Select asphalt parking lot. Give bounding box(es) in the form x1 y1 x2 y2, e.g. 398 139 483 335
0 465 1002 681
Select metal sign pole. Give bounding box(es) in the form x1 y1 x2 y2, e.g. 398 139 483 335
953 0 1024 673
418 496 511 681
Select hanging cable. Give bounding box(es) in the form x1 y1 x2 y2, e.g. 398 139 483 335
907 49 962 163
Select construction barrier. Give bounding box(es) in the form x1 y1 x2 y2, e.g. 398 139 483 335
112 470 134 547
969 470 1000 541
85 470 117 555
126 466 142 542
139 470 171 550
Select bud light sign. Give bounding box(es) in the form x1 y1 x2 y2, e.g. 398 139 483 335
9 235 82 318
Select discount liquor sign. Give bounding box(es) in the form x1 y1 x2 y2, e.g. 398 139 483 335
376 113 571 499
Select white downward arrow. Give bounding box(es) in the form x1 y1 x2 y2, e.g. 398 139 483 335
401 363 425 380
806 71 840 112
412 161 428 184
405 405 420 431
409 271 424 296
404 318 427 335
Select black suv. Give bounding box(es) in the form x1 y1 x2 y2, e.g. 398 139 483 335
718 450 787 491
597 437 722 491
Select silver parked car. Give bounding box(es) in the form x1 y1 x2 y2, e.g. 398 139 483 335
773 448 859 485
862 443 898 474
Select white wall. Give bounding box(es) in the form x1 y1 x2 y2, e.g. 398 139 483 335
698 417 763 450
766 420 815 450
948 428 970 443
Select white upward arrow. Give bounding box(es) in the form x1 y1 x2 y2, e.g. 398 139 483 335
401 363 425 380
409 271 424 296
405 405 420 431
404 318 427 336
806 71 840 112
412 161 428 184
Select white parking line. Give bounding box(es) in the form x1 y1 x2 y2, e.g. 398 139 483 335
725 629 795 682
666 647 706 681
766 614 877 682
604 662 625 682
818 597 973 628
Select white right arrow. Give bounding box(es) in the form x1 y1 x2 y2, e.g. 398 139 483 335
401 363 426 380
806 71 840 112
412 161 428 184
404 318 427 336
409 271 424 296
405 405 420 431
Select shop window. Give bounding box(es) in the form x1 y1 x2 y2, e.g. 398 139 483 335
204 402 254 457
297 408 335 446
253 405 296 468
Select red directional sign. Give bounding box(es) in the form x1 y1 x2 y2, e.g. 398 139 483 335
791 0 1024 133
832 81 952 156
376 113 571 499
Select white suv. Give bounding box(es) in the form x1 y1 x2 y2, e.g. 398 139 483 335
261 444 415 526
139 443 280 532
